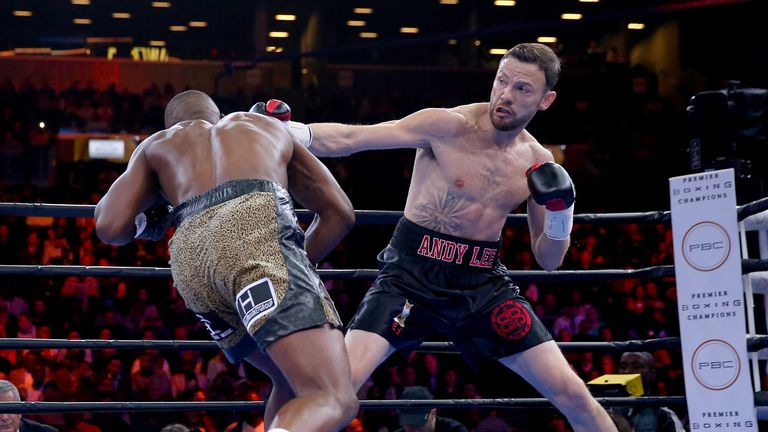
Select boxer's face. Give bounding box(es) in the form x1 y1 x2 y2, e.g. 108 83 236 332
489 58 556 131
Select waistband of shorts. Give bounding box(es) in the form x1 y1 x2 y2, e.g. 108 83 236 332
389 217 501 270
173 179 288 226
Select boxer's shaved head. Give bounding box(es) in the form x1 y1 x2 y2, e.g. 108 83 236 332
164 90 220 128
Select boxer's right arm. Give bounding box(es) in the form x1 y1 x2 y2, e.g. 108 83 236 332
286 143 355 265
309 108 462 157
95 139 161 245
309 108 447 157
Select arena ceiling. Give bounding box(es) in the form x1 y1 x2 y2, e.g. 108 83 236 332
0 0 762 64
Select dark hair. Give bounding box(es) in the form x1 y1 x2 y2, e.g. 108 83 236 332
502 43 562 90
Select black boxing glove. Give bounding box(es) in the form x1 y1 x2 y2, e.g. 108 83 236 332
249 99 312 148
526 161 575 240
134 198 173 241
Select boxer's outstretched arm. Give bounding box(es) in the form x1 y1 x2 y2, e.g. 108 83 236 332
308 108 461 157
287 143 355 264
95 140 160 245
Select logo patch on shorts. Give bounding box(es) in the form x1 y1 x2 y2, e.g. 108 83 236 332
195 311 235 341
491 299 532 341
236 278 278 330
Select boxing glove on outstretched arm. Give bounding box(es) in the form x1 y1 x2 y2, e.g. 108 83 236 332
249 99 312 148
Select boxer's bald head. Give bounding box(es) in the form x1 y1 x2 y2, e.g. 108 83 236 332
164 90 220 128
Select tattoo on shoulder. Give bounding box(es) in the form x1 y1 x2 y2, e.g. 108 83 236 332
410 190 466 235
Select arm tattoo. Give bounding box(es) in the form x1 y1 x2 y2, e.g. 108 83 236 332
410 189 467 235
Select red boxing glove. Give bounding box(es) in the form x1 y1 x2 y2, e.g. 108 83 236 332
250 99 291 120
249 99 312 148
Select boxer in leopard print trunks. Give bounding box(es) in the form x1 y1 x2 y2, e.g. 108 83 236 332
95 90 357 432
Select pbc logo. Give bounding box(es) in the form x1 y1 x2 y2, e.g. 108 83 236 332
682 221 731 272
692 339 740 390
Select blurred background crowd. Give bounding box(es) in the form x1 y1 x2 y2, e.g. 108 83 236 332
1 0 767 430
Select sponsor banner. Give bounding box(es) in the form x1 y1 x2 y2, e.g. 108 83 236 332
670 169 756 431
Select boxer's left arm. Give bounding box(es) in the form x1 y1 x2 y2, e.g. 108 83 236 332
95 139 162 245
286 142 355 265
526 161 575 271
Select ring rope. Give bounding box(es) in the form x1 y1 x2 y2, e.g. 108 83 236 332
2 259 766 281
3 335 768 352
1 197 766 223
0 396 689 414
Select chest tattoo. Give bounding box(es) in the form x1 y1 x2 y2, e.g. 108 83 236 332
411 189 467 235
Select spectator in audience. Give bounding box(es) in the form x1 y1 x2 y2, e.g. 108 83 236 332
160 424 191 432
0 379 59 431
394 386 468 432
223 383 265 432
613 352 684 432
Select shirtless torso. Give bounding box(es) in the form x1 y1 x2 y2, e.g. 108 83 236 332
402 103 553 240
142 112 293 206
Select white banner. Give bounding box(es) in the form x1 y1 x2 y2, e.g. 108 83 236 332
670 169 756 431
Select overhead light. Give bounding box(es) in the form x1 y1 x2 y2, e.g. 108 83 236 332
579 0 599 2
494 0 516 6
112 12 131 19
266 46 277 52
13 10 33 17
14 47 51 55
86 36 133 44
359 32 378 38
149 40 166 47
537 36 558 43
274 47 284 53
189 21 207 27
440 0 459 4
71 0 90 4
51 47 89 56
347 20 366 26
169 25 187 31
73 18 92 24
474 39 481 46
275 14 296 21
561 13 582 20
353 8 374 14
489 48 507 55
152 1 171 7
447 39 458 45
628 22 646 29
269 31 289 38
400 27 419 34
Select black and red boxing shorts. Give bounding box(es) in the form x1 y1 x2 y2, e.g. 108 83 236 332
347 217 552 369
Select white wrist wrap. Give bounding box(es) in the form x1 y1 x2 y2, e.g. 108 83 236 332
286 121 312 148
544 205 574 240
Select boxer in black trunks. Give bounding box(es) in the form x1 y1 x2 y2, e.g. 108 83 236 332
94 90 357 432
272 43 617 431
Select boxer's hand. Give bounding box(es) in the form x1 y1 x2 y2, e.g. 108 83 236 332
249 99 312 148
135 199 173 241
526 161 575 240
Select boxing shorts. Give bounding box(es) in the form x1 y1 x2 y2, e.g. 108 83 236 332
348 217 552 369
169 179 341 362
